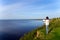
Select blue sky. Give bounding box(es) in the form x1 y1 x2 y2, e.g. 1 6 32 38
0 0 60 19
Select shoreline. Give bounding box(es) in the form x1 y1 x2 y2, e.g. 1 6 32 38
20 18 60 40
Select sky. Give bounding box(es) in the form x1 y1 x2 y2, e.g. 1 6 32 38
0 0 60 19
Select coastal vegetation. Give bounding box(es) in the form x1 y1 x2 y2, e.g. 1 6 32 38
20 18 60 40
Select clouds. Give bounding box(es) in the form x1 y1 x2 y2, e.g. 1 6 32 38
0 0 60 19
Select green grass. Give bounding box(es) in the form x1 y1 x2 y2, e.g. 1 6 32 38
20 18 60 40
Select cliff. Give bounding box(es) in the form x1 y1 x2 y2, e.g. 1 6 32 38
20 18 60 40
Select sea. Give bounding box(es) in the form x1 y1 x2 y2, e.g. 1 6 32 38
0 19 43 40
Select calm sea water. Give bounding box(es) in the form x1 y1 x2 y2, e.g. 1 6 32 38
0 19 43 40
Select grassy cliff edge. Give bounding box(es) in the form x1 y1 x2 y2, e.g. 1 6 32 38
20 18 60 40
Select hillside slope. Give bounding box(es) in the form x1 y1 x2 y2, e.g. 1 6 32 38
20 18 60 40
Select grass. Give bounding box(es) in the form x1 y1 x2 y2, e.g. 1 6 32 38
20 18 60 40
